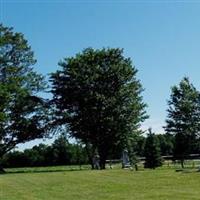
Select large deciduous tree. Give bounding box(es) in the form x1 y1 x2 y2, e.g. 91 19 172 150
0 24 48 172
50 48 147 169
165 77 200 168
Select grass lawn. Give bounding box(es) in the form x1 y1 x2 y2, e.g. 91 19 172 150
0 167 200 200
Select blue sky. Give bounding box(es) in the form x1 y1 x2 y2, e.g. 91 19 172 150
1 0 200 149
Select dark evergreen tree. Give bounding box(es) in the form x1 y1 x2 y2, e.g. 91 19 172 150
165 77 200 168
50 48 147 169
144 129 162 169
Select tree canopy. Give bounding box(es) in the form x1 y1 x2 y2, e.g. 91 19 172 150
165 77 200 168
50 48 147 169
0 24 48 172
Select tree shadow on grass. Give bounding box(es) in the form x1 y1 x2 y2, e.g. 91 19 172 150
2 166 91 175
175 168 200 173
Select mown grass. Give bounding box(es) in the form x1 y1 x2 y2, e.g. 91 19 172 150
0 165 200 200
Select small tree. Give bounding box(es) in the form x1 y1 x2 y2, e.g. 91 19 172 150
50 48 148 169
0 24 48 172
144 129 162 169
165 77 200 168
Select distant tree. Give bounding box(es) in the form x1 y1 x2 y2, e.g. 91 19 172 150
144 129 162 169
195 138 200 154
0 24 48 172
165 77 200 168
2 151 30 168
24 144 48 166
132 135 146 157
70 142 89 168
42 146 54 166
50 48 147 169
156 134 174 156
192 137 200 154
51 135 73 165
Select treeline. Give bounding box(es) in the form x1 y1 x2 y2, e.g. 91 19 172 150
3 133 200 168
2 136 88 168
133 133 174 157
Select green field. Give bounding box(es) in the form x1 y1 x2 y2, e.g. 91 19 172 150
0 167 200 200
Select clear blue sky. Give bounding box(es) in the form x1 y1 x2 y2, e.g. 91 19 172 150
1 0 200 149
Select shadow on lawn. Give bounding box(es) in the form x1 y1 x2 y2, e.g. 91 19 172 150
3 167 91 174
175 168 200 173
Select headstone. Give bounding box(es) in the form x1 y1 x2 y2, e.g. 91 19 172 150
93 154 100 169
122 149 131 168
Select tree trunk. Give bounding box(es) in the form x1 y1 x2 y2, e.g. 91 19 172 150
99 150 107 170
99 157 106 169
0 164 5 174
181 159 184 168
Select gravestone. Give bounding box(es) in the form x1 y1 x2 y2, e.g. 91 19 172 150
93 154 100 169
122 149 131 168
